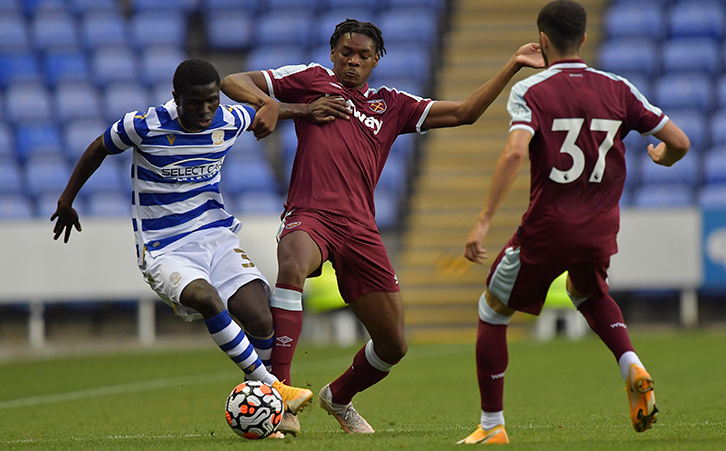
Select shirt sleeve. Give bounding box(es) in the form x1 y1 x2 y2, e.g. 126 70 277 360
620 76 668 136
395 90 435 135
264 63 320 104
508 81 537 136
103 111 139 154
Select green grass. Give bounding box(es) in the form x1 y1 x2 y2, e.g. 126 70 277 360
1 330 724 450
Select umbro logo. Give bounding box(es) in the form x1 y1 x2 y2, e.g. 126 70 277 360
276 336 293 347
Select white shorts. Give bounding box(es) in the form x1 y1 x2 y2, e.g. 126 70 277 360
139 228 270 321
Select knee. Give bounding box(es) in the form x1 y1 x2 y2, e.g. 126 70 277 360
228 283 274 337
180 282 223 319
376 336 408 364
277 257 308 285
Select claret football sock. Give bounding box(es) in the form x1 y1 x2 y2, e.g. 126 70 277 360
270 285 303 384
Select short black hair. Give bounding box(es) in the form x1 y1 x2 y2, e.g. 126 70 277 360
330 18 386 58
173 58 220 95
537 0 587 55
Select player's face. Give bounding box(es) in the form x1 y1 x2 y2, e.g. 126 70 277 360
174 82 220 132
331 32 379 90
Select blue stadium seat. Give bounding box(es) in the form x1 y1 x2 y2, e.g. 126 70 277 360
68 0 120 15
390 133 416 159
129 0 198 14
36 192 86 218
4 81 52 124
129 12 186 50
698 184 726 208
654 74 715 113
377 153 407 197
221 158 279 195
633 183 694 207
100 82 150 123
224 131 267 164
709 112 726 146
369 77 426 97
255 11 315 48
323 0 385 12
86 191 129 217
82 161 124 195
45 50 90 86
54 81 102 122
666 109 708 152
598 39 659 78
315 9 376 47
245 46 308 71
149 82 173 106
0 53 42 88
0 194 34 220
81 12 127 50
661 38 721 76
31 11 79 51
206 0 257 13
229 191 285 215
23 155 72 199
15 123 63 162
639 151 699 185
0 13 30 52
0 124 15 160
91 46 139 87
624 143 641 189
0 0 20 13
717 75 726 110
620 73 652 100
619 187 632 207
63 118 107 162
669 0 726 41
140 46 185 87
378 8 438 47
703 148 726 184
374 189 400 230
372 45 431 87
603 2 665 41
205 12 253 51
22 0 66 16
266 0 320 13
309 45 334 69
0 158 24 195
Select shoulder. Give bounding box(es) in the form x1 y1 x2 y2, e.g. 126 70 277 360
269 62 333 80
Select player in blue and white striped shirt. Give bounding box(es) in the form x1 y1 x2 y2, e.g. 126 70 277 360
51 59 348 424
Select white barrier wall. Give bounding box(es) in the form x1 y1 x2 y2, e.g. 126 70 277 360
0 209 708 346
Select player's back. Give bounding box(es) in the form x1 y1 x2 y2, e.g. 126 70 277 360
508 60 667 263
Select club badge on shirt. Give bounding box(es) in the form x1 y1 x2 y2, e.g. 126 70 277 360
366 99 387 114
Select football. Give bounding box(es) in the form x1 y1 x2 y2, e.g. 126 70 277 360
225 381 284 439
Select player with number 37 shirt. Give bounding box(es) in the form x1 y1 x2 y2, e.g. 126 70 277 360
461 1 690 444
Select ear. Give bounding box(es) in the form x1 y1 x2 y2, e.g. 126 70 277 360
372 53 380 69
539 31 549 50
172 90 179 103
580 32 587 49
330 49 335 63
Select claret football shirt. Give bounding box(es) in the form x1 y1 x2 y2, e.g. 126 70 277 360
507 59 668 264
263 63 434 228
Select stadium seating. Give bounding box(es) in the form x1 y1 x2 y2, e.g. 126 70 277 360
703 148 726 184
228 191 285 215
85 192 129 217
661 38 721 76
0 194 33 219
0 0 444 227
603 2 665 41
633 183 695 207
699 184 726 208
598 39 659 77
665 109 708 152
0 158 24 195
654 73 715 112
82 160 124 195
668 0 726 41
639 151 700 185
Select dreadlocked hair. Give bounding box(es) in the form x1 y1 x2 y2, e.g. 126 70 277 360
329 18 386 58
173 58 220 95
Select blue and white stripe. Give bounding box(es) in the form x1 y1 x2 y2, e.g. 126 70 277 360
205 310 264 375
102 100 255 263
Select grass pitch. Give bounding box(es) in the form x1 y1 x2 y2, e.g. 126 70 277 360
1 330 724 450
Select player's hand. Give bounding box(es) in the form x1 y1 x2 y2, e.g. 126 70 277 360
51 203 81 243
250 100 281 140
514 43 545 69
307 96 351 124
647 142 673 166
464 222 490 264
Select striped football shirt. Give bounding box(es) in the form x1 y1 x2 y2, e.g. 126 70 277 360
102 99 256 263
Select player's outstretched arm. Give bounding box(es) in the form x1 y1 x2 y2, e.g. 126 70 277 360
221 71 280 140
51 135 109 243
422 43 544 131
464 129 530 264
648 120 690 167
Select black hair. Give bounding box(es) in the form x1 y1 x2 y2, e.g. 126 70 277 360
537 0 587 55
172 58 220 95
329 18 386 58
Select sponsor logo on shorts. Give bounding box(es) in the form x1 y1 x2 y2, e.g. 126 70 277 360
276 336 293 347
285 221 302 229
169 272 182 286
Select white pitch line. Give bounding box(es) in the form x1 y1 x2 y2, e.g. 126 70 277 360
0 344 471 411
